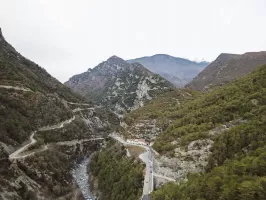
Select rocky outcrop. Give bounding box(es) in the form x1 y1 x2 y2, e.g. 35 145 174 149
122 119 162 141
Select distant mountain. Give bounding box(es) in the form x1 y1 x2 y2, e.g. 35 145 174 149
127 54 209 87
65 56 173 116
186 51 266 91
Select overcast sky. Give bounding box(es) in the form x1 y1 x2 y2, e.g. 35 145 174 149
0 0 266 82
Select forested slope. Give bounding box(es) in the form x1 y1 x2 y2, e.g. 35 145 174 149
0 28 88 150
151 65 266 200
90 139 144 200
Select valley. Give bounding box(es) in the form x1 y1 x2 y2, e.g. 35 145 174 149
1 25 266 200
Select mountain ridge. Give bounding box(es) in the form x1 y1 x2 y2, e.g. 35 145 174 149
187 51 266 91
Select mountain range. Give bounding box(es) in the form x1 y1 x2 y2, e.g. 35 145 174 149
127 54 209 87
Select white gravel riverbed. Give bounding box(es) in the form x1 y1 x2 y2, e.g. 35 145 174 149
72 157 96 200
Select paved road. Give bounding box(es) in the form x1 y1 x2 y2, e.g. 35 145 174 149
9 116 76 160
110 133 154 198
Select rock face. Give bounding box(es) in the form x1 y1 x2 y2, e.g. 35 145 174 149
65 56 173 116
186 52 266 91
127 54 209 87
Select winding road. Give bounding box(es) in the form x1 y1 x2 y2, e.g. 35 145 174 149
109 133 154 199
9 116 76 160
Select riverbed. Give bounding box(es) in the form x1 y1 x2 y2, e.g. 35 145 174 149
72 157 96 200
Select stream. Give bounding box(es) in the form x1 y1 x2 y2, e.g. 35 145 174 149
72 157 96 200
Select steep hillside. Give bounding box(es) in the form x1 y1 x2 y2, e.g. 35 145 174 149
120 88 197 141
0 27 87 150
150 65 266 200
0 28 118 200
128 54 209 87
89 139 144 200
187 51 266 91
65 56 173 116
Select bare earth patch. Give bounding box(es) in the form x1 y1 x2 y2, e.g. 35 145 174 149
125 145 146 158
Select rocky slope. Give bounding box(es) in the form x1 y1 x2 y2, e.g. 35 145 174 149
0 28 118 200
187 51 266 91
127 54 209 87
65 56 173 116
121 88 197 141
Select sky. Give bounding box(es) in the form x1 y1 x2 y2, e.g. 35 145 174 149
0 0 266 82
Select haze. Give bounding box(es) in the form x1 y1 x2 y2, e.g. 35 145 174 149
0 0 266 82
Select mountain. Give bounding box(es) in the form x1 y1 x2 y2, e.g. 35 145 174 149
0 27 84 148
151 64 266 200
127 54 209 87
65 56 173 116
187 51 266 91
0 28 118 199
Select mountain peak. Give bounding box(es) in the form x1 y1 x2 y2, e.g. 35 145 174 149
0 27 4 41
65 55 173 115
107 55 126 64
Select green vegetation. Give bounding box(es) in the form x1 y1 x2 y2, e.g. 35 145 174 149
0 36 87 149
153 65 266 154
20 143 98 199
120 88 196 138
35 117 90 143
124 88 196 125
90 139 144 200
152 146 266 200
0 88 72 146
0 51 85 103
151 65 266 199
